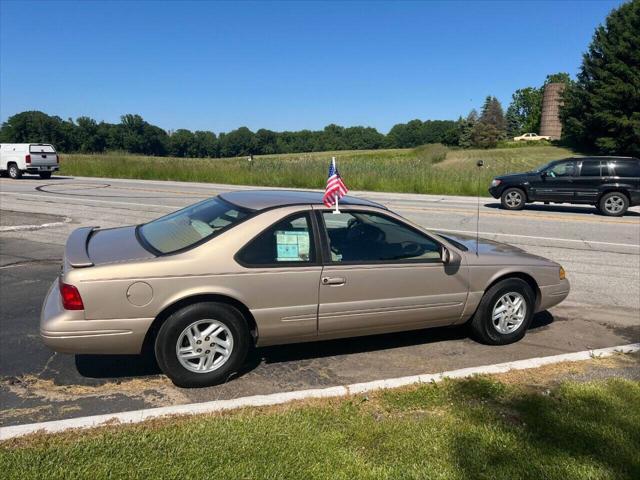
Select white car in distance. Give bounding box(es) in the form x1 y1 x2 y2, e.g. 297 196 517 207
513 133 551 142
0 143 60 179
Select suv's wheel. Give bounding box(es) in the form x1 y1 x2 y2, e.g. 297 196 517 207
469 278 535 345
598 192 628 217
39 172 52 179
155 302 251 388
8 163 22 179
500 188 526 210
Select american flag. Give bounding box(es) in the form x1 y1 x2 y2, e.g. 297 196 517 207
323 157 348 207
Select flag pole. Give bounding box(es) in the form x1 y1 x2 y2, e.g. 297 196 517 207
332 156 340 214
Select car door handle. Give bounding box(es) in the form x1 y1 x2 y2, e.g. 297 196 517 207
322 276 346 286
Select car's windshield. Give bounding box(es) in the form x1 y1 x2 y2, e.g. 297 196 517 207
138 197 249 254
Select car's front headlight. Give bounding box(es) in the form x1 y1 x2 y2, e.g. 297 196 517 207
491 179 502 187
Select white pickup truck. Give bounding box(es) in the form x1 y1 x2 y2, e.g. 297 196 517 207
0 143 60 179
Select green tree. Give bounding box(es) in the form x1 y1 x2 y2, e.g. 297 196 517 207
457 110 478 149
254 129 278 155
0 111 78 151
76 116 106 152
191 131 218 157
168 129 195 157
505 87 543 137
472 97 506 148
218 127 254 157
120 114 168 155
544 72 571 85
561 1 640 156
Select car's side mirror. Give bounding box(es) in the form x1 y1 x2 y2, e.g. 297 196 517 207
540 171 548 178
441 246 460 265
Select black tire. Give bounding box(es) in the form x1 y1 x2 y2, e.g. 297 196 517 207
500 187 526 210
469 278 535 345
598 192 629 217
8 163 22 179
39 172 52 179
155 302 251 388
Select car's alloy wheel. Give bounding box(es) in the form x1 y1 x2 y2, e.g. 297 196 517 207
175 319 234 373
600 193 628 216
501 188 525 210
469 278 534 345
505 192 521 207
155 302 250 388
491 292 527 334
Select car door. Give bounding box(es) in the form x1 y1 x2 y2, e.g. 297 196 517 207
316 208 468 337
531 160 577 202
234 209 323 343
573 159 603 202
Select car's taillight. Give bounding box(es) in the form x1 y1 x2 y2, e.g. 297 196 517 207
25 154 31 164
60 280 84 310
56 155 60 164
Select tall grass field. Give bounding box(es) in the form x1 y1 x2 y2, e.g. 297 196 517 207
60 144 576 196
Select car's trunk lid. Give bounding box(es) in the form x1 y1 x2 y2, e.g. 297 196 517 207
64 226 155 270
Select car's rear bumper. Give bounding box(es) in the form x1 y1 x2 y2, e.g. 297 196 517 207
26 166 58 173
537 279 570 312
40 280 153 354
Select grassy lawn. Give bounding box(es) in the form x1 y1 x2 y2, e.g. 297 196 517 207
59 144 576 196
2 372 638 479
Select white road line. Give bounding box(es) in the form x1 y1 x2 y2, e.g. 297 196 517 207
0 217 72 232
1 343 637 441
436 228 640 249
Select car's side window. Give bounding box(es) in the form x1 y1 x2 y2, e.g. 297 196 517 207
610 161 640 178
321 211 441 263
547 161 576 177
580 161 601 177
236 212 315 266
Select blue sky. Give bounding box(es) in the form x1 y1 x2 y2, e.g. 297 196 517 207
0 0 624 133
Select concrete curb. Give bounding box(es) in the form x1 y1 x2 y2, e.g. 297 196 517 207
1 343 638 441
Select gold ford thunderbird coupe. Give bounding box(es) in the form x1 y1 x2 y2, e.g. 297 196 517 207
41 190 569 387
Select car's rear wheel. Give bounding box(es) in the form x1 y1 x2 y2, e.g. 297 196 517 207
598 192 628 217
39 172 52 179
8 163 22 179
469 278 535 345
155 302 251 387
500 188 525 210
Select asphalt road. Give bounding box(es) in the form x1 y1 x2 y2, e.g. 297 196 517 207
1 175 639 427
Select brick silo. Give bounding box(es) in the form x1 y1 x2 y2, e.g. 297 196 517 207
540 82 565 140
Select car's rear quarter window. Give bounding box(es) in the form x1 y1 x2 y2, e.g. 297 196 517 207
610 161 640 177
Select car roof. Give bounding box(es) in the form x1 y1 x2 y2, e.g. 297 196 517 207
219 189 387 211
570 156 639 161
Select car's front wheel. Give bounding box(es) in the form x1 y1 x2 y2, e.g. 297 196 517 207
155 302 251 387
469 278 535 345
598 192 629 217
500 188 526 210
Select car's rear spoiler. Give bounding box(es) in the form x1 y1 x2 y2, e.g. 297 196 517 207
65 226 98 268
